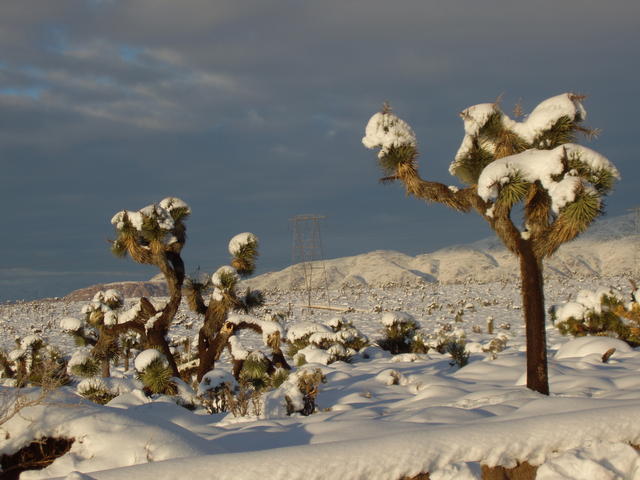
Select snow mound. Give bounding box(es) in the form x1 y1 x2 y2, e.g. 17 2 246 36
135 349 165 372
555 337 633 360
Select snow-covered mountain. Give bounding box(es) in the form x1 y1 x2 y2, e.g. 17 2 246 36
64 213 638 299
244 212 638 291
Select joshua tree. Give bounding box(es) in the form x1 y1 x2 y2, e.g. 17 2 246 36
60 289 145 377
184 233 289 382
363 93 620 394
109 197 190 377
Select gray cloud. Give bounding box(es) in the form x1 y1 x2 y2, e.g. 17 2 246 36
1 0 638 300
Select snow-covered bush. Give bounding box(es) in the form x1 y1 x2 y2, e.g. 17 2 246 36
60 289 149 378
0 335 67 388
482 333 509 359
377 312 427 354
446 339 470 368
197 370 236 413
287 316 368 365
552 285 640 346
135 349 176 395
67 348 99 378
76 377 118 405
262 367 326 417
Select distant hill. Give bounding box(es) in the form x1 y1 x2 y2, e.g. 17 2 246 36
65 213 638 299
64 280 168 301
244 212 638 290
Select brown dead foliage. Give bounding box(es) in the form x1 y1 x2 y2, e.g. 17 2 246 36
0 436 74 480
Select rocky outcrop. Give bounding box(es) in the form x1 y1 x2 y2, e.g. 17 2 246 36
64 280 167 301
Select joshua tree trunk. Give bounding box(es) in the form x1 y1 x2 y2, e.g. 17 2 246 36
101 360 110 378
518 244 549 395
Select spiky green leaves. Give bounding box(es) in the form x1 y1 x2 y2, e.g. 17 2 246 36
363 109 418 178
239 351 270 389
495 173 529 211
229 233 259 277
69 354 100 378
450 142 494 185
137 357 176 395
377 144 418 178
567 151 618 195
110 197 190 262
532 116 577 149
211 266 239 290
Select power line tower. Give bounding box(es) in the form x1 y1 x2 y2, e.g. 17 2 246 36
290 214 329 307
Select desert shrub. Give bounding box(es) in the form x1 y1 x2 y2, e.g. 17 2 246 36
287 317 368 365
77 378 118 405
482 334 509 359
2 336 68 388
197 370 236 414
446 339 470 368
67 348 100 378
551 287 640 345
429 324 466 354
135 349 177 395
377 312 423 354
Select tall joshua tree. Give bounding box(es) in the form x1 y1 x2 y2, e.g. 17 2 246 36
363 94 620 394
110 197 190 377
184 233 289 382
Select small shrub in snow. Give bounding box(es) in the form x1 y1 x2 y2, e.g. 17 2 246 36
61 289 147 378
135 350 176 395
239 351 271 389
378 312 423 354
375 368 404 386
197 370 236 414
1 336 68 388
446 339 470 368
77 378 117 405
287 368 325 416
287 317 368 365
429 324 466 354
263 367 326 417
551 286 640 345
482 334 509 359
68 348 100 378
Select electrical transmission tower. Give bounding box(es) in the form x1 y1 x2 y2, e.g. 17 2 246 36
290 214 329 307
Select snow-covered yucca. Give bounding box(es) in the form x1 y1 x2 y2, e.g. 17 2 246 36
363 94 620 395
183 234 290 383
110 197 191 378
135 349 176 395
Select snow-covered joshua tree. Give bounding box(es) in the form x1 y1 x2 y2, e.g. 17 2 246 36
363 94 620 394
184 233 290 382
110 197 190 377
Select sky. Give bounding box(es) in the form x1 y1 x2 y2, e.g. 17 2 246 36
1 0 639 301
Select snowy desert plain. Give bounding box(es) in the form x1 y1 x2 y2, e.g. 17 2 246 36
2 214 640 479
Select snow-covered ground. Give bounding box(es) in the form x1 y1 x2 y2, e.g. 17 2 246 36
3 276 640 479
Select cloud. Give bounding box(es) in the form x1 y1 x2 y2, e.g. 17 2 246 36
1 0 638 300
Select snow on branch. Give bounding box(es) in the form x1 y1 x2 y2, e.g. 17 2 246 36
477 144 619 214
362 111 417 159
